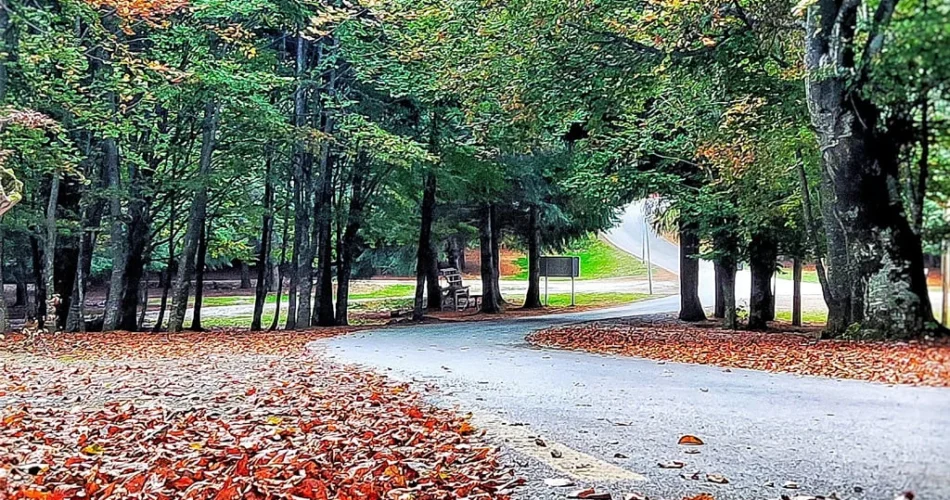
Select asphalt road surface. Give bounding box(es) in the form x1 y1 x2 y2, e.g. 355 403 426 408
317 299 950 500
313 203 950 500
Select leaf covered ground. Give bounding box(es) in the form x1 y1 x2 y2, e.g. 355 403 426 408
527 319 950 387
0 330 517 499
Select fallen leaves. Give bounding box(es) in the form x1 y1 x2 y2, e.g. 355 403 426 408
0 329 516 499
677 435 704 446
527 320 950 386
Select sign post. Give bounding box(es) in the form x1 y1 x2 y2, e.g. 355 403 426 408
540 256 581 306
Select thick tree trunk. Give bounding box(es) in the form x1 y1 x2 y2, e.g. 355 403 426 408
169 101 218 333
523 205 543 309
313 151 336 327
413 171 438 320
335 155 367 325
190 220 209 331
713 261 725 319
748 234 777 330
792 257 802 326
117 198 151 331
480 204 502 314
102 138 126 331
251 150 274 331
678 219 705 321
239 261 252 289
805 0 939 339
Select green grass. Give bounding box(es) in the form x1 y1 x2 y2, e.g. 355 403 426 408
777 267 821 283
774 309 828 323
348 284 416 300
511 237 651 280
505 291 651 308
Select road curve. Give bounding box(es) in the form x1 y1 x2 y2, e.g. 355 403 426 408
317 301 950 500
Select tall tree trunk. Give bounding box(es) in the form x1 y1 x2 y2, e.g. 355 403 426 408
489 204 505 305
239 261 252 289
335 154 368 325
713 261 725 319
748 234 777 330
313 150 336 327
270 204 291 331
290 37 313 329
251 150 275 331
479 204 502 314
153 199 176 332
413 170 438 320
66 198 103 331
792 257 802 326
678 219 705 321
169 101 218 333
117 196 151 331
523 205 543 309
102 139 126 331
720 257 737 329
805 0 939 338
41 173 60 330
190 220 209 331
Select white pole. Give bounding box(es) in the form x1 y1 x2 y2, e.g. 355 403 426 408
645 220 653 295
942 242 949 325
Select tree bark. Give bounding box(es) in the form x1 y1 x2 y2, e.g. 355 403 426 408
190 220 209 331
720 257 737 329
169 101 218 333
805 0 939 338
678 219 705 321
41 172 60 330
489 204 505 305
313 147 336 327
102 138 126 331
480 204 502 314
251 149 275 331
270 202 291 331
413 170 438 320
792 257 802 326
289 36 314 329
153 199 176 332
713 261 725 319
748 234 777 330
523 205 543 309
335 154 368 325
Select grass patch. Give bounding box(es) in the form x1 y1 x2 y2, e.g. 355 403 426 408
349 284 416 300
510 237 650 280
777 267 821 283
505 291 651 308
775 309 828 323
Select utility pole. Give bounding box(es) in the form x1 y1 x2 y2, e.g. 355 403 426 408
642 217 653 295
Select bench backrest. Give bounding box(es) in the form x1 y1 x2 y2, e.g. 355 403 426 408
439 268 465 288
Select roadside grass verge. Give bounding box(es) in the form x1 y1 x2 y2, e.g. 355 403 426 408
510 236 650 280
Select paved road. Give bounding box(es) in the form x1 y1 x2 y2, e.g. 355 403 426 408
318 299 950 500
313 203 950 499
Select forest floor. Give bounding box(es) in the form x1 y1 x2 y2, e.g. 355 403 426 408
527 317 950 387
0 329 523 499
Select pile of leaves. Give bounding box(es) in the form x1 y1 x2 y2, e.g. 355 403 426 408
527 321 950 386
0 330 517 499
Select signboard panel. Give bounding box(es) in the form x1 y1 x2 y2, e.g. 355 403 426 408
540 256 580 278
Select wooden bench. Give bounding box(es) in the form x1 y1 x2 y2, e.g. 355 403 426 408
438 268 479 311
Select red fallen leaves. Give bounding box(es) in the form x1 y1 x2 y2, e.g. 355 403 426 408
528 321 950 386
0 329 515 499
